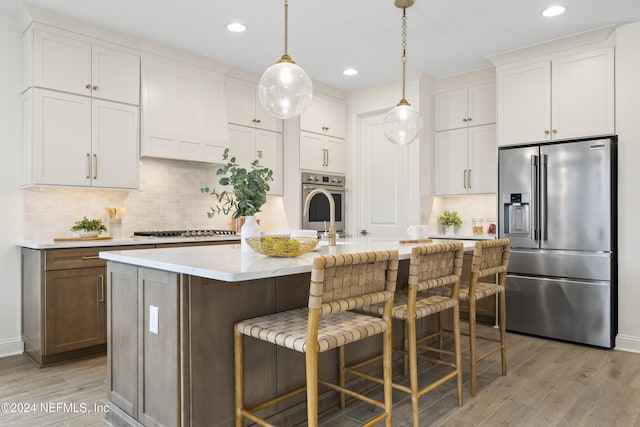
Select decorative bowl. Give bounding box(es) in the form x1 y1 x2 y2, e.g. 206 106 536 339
245 235 319 257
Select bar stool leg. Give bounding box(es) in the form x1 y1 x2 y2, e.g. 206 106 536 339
233 327 244 427
305 349 319 427
499 287 508 376
383 313 394 427
469 295 478 397
453 303 463 406
338 346 346 409
407 312 419 427
403 321 409 376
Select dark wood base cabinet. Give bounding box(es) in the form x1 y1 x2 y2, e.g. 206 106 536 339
21 241 239 368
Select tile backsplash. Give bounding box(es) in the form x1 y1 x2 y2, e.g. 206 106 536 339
23 158 231 241
428 194 497 236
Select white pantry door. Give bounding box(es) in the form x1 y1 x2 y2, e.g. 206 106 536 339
357 112 407 238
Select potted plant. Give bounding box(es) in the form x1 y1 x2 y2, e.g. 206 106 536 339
70 216 108 238
438 210 462 235
201 148 273 252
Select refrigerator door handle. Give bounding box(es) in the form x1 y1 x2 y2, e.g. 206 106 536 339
541 154 548 241
531 154 538 241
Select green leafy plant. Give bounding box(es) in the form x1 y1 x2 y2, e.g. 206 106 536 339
201 148 274 219
70 216 108 234
438 210 462 227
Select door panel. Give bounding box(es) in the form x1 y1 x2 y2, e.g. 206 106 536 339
541 139 612 251
435 128 468 195
506 274 612 348
498 145 539 249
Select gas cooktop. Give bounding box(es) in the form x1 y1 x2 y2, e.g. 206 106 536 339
133 229 236 238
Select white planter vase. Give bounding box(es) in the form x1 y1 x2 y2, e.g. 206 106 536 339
444 225 455 236
240 215 260 253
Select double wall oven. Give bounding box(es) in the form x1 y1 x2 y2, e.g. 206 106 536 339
301 172 346 234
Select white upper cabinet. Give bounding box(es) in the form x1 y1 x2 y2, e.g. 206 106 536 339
226 80 282 132
21 25 140 189
228 124 283 195
300 95 347 139
299 131 345 174
23 88 139 188
434 124 497 196
141 53 229 163
28 27 140 105
497 47 614 146
434 81 496 131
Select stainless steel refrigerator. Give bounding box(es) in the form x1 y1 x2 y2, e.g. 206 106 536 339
498 137 617 348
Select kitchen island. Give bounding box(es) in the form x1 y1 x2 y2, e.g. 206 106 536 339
100 238 477 427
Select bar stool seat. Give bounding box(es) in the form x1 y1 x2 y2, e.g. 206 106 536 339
363 292 457 320
236 307 389 353
234 250 399 427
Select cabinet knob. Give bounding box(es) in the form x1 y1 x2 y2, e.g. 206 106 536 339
256 119 261 124
85 84 92 89
544 130 550 135
462 118 468 122
552 129 558 134
252 119 257 123
467 117 472 122
93 85 99 91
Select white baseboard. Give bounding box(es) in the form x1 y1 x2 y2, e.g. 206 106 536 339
615 334 640 353
0 337 24 358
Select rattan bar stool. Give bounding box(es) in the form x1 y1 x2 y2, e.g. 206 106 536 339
346 242 465 427
431 238 511 396
234 250 399 427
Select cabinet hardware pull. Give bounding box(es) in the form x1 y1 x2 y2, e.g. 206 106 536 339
467 117 472 122
552 129 557 134
462 118 468 122
256 119 261 123
99 275 104 302
82 255 100 260
85 84 91 89
468 169 472 188
252 119 257 123
93 85 98 91
544 130 550 135
86 153 91 179
463 169 467 188
325 148 329 167
93 154 97 179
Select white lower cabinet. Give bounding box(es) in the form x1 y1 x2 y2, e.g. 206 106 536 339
435 124 496 195
23 88 139 188
299 131 345 174
228 124 283 195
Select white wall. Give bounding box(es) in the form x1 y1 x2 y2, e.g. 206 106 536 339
614 22 640 352
0 13 23 357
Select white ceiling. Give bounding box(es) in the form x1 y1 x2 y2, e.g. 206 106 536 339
3 0 640 92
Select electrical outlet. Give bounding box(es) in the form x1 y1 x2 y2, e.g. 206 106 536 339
149 305 159 334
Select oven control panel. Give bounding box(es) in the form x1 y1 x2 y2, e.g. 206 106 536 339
302 172 344 186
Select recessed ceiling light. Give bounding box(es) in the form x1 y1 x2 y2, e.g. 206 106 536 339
542 5 566 17
226 22 247 33
343 68 358 76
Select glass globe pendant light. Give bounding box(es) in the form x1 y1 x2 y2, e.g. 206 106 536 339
258 0 313 119
383 0 423 145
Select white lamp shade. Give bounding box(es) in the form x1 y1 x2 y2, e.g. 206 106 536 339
258 61 313 119
383 103 423 145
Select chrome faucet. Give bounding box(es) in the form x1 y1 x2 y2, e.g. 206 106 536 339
304 189 337 246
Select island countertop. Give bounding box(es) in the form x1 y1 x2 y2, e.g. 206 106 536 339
99 237 478 282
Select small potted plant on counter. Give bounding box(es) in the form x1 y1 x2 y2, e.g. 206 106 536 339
438 210 462 236
70 216 108 238
201 148 273 253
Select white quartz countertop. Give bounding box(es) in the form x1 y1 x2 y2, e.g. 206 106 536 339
99 237 479 282
17 235 240 250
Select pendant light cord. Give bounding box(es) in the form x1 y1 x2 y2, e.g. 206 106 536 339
284 0 289 56
401 7 408 104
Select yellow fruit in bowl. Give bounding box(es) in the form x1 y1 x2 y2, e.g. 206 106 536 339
287 239 300 250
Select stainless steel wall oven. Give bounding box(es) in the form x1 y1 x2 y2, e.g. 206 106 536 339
301 172 345 233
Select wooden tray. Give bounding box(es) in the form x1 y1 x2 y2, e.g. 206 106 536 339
54 236 114 242
399 238 433 244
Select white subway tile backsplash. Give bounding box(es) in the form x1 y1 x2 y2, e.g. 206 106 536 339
23 158 232 241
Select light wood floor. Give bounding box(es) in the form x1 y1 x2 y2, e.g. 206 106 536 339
2 325 640 426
